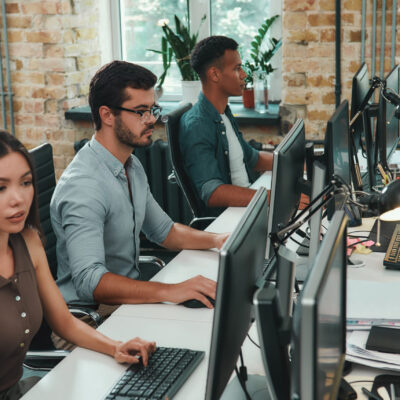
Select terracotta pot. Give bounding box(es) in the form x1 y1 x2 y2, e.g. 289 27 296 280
242 88 254 109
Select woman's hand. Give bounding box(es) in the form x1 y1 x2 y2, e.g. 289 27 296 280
113 337 156 366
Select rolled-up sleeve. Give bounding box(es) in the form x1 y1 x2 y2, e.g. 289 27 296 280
141 185 174 244
180 117 225 205
58 177 109 302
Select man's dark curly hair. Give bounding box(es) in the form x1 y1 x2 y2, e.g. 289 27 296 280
89 60 157 131
190 36 238 82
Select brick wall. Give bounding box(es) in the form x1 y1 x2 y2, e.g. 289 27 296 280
1 0 100 178
282 0 400 139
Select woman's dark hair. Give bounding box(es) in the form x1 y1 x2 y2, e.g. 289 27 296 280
89 60 157 131
190 36 239 81
0 130 43 238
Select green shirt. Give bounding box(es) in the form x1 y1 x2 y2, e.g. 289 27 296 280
179 92 259 216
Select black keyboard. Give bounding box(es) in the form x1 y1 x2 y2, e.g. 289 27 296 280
105 347 204 400
384 224 400 270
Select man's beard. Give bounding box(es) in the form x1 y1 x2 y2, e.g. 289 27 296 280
114 116 154 148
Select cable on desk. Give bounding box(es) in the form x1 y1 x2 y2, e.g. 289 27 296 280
348 379 374 385
247 333 260 349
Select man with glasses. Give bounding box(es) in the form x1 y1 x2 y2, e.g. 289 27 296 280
50 61 227 319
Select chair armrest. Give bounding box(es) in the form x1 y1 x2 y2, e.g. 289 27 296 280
189 216 216 229
168 171 177 184
68 307 103 327
139 255 166 270
25 350 70 359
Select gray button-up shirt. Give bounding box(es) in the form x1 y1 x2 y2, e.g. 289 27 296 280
50 137 174 305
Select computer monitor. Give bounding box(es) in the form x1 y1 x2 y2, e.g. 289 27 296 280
350 62 371 179
324 100 351 218
290 210 348 400
377 64 400 171
205 187 269 400
266 119 306 257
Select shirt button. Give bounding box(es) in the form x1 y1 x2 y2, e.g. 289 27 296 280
21 312 26 318
224 151 228 155
114 169 119 176
221 131 225 135
15 296 21 301
14 278 18 283
20 342 25 348
25 329 30 335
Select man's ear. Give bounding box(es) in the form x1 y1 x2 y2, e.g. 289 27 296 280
99 105 115 127
207 66 221 83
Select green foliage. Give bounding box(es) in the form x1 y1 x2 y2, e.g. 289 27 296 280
148 14 205 87
244 15 282 87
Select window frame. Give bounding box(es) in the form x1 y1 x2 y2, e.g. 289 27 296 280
107 0 282 102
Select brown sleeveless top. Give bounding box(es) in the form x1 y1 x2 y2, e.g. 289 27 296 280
0 234 43 391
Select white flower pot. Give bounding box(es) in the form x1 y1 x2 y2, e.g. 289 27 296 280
181 80 201 105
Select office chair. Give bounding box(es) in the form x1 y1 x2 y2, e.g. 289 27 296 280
165 103 216 229
25 143 165 371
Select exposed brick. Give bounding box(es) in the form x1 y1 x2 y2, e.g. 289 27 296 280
322 92 336 104
307 75 335 87
308 13 336 26
283 12 307 29
77 54 101 70
284 0 317 11
44 44 64 58
46 72 65 86
76 27 98 41
6 16 31 29
9 43 43 58
6 3 19 13
307 108 333 121
25 31 62 44
283 73 306 87
12 71 45 85
21 2 58 15
343 0 363 11
286 30 319 43
349 30 362 42
45 99 58 113
7 30 24 42
307 43 335 58
23 100 45 114
319 0 335 11
320 29 336 42
342 13 355 25
35 114 61 127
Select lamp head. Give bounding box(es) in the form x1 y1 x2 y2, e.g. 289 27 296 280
379 179 400 221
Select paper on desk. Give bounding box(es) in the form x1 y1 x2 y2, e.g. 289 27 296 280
347 280 400 320
346 330 400 371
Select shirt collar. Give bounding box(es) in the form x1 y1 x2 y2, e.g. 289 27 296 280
197 92 232 123
89 136 127 177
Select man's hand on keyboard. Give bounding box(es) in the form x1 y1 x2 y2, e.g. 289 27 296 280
113 338 156 366
167 275 216 308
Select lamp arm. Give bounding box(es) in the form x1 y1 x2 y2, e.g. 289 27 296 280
269 181 337 249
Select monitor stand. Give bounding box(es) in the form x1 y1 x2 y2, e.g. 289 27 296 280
220 375 275 400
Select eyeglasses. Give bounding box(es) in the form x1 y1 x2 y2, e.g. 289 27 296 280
114 105 163 122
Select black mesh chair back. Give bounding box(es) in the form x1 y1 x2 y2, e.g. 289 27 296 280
29 143 58 279
166 103 213 226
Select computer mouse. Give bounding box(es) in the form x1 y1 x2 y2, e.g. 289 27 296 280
180 296 215 308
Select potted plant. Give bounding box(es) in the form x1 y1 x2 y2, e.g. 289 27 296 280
242 60 257 109
149 14 205 104
242 15 282 110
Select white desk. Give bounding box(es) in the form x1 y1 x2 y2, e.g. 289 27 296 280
22 176 270 400
22 171 398 400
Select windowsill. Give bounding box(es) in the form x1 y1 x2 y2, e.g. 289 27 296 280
65 101 280 126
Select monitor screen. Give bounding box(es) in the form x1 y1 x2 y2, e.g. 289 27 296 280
266 119 306 257
205 188 269 400
324 100 351 218
350 62 370 175
378 64 400 169
291 210 347 400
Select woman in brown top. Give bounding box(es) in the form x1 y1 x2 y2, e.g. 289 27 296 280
0 131 156 399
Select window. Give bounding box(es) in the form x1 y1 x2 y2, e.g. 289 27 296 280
110 0 281 101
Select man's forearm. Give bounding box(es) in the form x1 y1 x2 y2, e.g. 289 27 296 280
161 223 224 250
93 272 171 305
207 184 256 208
254 151 273 172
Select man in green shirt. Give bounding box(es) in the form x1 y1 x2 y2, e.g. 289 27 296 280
179 36 273 217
